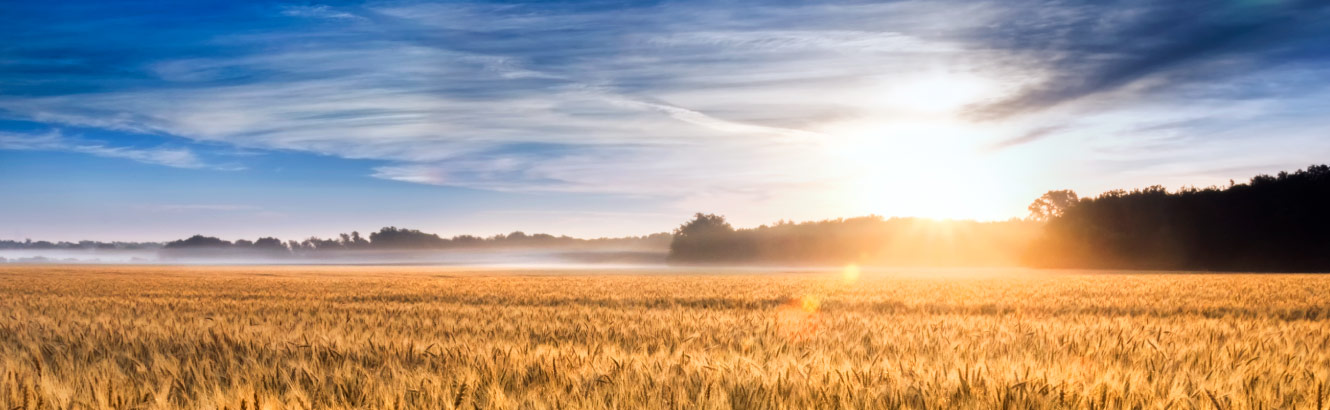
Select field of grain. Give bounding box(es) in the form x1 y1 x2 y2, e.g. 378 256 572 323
1 265 1328 409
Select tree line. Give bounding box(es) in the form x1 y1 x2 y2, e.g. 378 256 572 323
13 164 1327 271
0 239 160 250
667 214 1041 266
161 226 671 257
669 164 1330 272
1024 164 1330 271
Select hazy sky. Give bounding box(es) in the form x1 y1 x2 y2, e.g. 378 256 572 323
3 0 1329 241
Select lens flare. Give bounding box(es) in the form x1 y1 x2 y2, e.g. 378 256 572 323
800 294 822 313
777 293 825 340
842 263 860 284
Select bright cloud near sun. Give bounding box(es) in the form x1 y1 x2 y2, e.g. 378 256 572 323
809 69 1047 220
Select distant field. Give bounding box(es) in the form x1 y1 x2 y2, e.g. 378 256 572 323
2 265 1328 409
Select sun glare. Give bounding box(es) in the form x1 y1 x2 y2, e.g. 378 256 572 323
819 72 1037 221
872 71 997 114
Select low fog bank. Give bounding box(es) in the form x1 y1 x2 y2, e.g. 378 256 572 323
0 248 667 267
0 249 161 264
1 225 670 267
0 239 161 264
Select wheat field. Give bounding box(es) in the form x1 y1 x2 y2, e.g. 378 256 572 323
1 265 1328 410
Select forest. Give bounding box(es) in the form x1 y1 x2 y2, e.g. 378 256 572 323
669 165 1330 271
1024 164 1330 271
158 227 670 259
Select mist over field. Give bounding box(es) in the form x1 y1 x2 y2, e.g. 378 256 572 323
0 245 668 268
162 248 668 267
1 225 673 267
0 248 159 264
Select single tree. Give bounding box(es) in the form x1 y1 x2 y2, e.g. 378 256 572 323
1028 190 1079 221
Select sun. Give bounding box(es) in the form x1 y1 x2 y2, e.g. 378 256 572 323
817 72 1037 220
836 124 1003 219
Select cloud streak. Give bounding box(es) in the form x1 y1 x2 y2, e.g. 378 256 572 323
0 0 1329 213
983 125 1067 152
963 0 1330 119
280 5 364 21
0 130 212 169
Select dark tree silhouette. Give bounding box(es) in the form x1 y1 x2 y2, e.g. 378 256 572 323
1026 165 1330 272
668 213 746 263
349 231 369 248
367 227 447 249
0 239 158 250
676 214 733 236
252 237 287 253
164 235 232 248
1028 190 1079 221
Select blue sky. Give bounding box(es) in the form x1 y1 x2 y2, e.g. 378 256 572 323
3 0 1330 241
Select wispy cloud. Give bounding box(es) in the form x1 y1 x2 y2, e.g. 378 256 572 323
983 125 1067 152
1 0 1329 211
963 0 1330 119
0 130 214 169
280 4 363 21
0 3 886 196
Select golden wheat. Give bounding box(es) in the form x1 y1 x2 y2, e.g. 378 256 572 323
1 265 1328 409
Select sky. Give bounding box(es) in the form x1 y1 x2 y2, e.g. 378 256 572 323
2 0 1329 241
